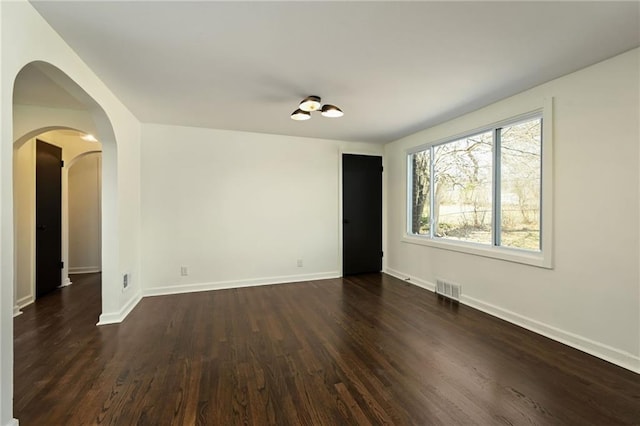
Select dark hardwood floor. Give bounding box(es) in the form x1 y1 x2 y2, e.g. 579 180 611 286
14 273 640 425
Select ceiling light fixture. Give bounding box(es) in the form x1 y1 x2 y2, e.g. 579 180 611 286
81 134 98 142
320 104 344 118
291 109 311 121
299 96 321 112
291 96 343 120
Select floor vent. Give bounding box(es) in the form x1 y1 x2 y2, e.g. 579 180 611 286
436 279 461 301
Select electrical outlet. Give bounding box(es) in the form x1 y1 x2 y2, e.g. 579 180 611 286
180 266 188 276
297 259 303 267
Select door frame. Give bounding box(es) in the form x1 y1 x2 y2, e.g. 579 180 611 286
338 149 385 276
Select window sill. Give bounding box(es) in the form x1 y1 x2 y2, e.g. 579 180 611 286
401 234 552 269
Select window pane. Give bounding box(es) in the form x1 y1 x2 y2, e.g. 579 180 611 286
434 131 493 244
410 150 430 235
500 118 542 250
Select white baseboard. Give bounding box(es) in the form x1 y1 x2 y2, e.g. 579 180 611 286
143 271 341 297
461 294 640 374
13 305 23 317
60 277 73 287
383 268 640 374
97 271 338 323
97 292 142 325
69 266 101 274
16 295 34 310
5 419 19 426
385 268 436 292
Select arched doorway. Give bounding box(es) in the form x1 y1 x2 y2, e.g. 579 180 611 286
10 60 124 423
13 128 103 312
1 6 141 423
12 61 119 323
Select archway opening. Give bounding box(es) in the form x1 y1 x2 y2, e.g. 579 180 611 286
13 128 103 312
12 60 119 322
11 61 119 421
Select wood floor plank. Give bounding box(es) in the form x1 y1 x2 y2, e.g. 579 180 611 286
14 272 640 425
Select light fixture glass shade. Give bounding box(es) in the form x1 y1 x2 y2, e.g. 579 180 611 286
291 109 311 121
320 104 344 118
299 96 321 112
81 134 98 142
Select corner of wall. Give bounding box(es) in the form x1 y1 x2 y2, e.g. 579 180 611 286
96 290 142 326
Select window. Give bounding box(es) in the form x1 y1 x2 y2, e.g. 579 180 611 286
408 114 543 255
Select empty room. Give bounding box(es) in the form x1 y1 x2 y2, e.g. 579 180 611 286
1 1 639 425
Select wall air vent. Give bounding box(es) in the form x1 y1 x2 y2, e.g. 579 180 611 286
436 279 461 302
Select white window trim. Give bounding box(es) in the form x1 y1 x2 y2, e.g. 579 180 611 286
402 97 553 269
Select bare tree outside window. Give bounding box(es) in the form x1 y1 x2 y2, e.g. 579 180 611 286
408 116 542 252
411 150 430 234
434 131 493 244
500 119 541 250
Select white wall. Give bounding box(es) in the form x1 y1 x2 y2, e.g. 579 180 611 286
141 124 381 295
68 153 102 273
12 139 35 311
1 1 142 424
384 49 640 372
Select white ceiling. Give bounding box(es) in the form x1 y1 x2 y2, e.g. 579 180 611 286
25 1 640 144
